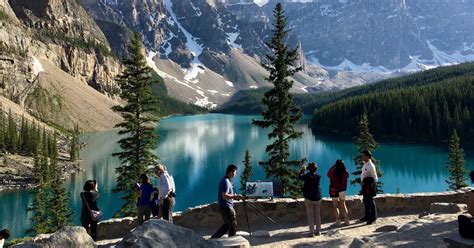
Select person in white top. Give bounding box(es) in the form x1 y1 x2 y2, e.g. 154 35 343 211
359 150 378 225
154 164 176 223
0 229 10 248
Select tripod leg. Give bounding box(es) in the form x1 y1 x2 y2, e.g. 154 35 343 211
243 201 252 237
246 201 276 224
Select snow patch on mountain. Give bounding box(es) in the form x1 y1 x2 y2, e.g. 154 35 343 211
32 56 45 76
308 41 474 74
164 0 203 61
226 32 242 50
184 64 206 82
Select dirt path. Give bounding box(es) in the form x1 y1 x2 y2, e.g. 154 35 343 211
196 213 460 247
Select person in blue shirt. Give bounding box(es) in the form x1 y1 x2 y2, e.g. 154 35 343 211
137 173 154 225
211 164 243 239
298 162 322 237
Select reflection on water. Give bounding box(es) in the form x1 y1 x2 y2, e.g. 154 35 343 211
1 114 473 239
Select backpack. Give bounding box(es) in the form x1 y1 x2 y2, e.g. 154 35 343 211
458 215 474 239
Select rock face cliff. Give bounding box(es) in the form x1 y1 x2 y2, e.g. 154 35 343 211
79 0 369 108
227 0 474 72
0 0 122 131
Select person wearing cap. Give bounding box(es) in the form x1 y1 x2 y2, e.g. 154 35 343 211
359 150 378 225
0 229 10 248
298 162 322 237
154 164 176 223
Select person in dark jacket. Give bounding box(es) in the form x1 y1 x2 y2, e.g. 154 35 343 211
298 162 322 237
327 159 350 226
0 229 10 248
359 150 378 225
80 180 100 241
150 187 160 218
458 171 474 239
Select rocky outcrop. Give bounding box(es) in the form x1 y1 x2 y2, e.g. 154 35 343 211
2 0 121 99
117 219 219 248
226 0 474 72
12 226 95 248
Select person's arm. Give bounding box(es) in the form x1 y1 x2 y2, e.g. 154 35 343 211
370 163 378 182
327 167 333 178
298 167 307 180
221 180 241 200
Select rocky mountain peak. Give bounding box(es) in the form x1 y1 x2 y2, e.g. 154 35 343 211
9 0 109 46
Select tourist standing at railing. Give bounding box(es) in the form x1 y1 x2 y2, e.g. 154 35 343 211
80 180 100 241
359 150 378 225
298 162 322 237
155 164 176 223
137 173 154 225
327 159 350 226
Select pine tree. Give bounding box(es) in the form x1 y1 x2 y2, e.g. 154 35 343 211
28 151 51 235
48 133 73 230
112 32 160 217
446 129 468 190
69 124 80 161
0 111 5 152
18 116 29 155
5 109 17 153
252 3 305 197
351 113 383 192
240 149 253 193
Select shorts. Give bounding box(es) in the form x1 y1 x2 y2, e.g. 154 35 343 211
330 191 346 200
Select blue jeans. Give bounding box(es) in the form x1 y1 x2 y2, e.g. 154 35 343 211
363 195 377 221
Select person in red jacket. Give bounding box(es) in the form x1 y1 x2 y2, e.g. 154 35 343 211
327 159 350 226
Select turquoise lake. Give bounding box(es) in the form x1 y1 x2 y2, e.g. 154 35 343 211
1 114 473 239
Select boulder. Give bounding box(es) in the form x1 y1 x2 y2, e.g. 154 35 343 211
252 230 272 237
97 217 137 240
374 225 398 232
429 203 467 214
117 219 217 248
349 238 367 248
208 236 250 248
12 226 95 248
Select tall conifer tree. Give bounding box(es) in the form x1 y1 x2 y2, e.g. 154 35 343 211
28 146 50 234
49 133 73 230
240 149 253 192
6 109 17 153
112 32 159 217
69 124 80 161
252 3 305 196
352 113 383 192
446 129 467 190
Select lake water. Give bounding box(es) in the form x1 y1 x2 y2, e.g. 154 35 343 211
1 114 473 239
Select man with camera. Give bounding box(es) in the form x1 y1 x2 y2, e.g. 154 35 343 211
211 164 243 239
154 164 176 223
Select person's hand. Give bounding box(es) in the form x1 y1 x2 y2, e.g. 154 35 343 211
234 194 243 200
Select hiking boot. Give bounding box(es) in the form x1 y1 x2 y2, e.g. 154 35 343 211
344 217 350 226
366 219 377 225
335 219 341 226
308 232 315 238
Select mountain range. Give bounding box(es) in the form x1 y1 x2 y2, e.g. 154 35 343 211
0 0 474 130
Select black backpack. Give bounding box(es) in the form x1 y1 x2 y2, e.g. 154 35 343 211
458 215 474 239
